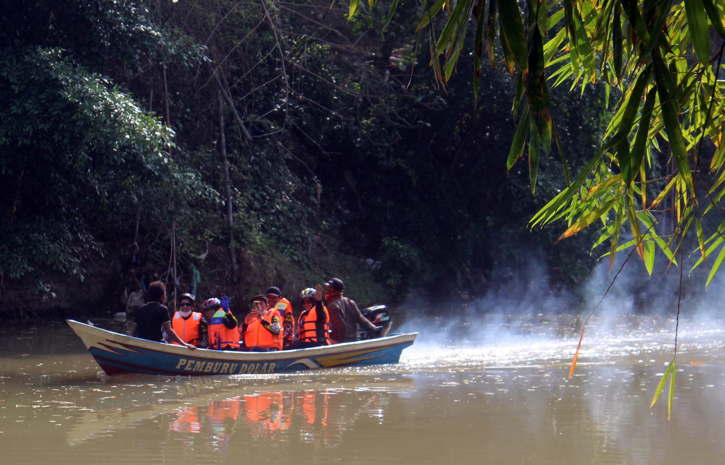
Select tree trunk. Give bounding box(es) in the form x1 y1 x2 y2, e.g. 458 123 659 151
219 91 238 281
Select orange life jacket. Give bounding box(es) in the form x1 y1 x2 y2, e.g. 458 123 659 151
207 398 241 447
170 406 201 433
272 298 296 347
208 398 241 422
244 392 289 432
244 308 283 350
208 309 240 350
298 304 331 345
171 311 202 345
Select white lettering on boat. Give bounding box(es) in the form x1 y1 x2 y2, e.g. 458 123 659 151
175 359 276 374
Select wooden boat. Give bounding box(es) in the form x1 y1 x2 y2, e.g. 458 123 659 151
66 319 416 376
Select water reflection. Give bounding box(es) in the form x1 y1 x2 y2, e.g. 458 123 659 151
61 374 414 453
167 389 367 450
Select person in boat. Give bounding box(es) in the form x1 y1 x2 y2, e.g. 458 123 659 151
324 277 380 343
296 287 331 348
201 297 240 350
131 281 195 349
265 286 296 349
242 295 283 351
171 293 206 347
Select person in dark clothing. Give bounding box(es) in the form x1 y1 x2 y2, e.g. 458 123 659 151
132 281 196 349
324 277 380 343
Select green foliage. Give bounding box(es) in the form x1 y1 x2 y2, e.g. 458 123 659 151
650 359 677 420
1 0 608 309
0 45 211 281
354 0 725 282
377 238 424 294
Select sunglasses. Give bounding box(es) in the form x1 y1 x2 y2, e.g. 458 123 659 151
180 302 193 307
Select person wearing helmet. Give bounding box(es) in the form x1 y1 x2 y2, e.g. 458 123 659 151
242 295 283 351
296 286 331 348
171 293 206 347
265 286 296 349
131 281 196 349
202 297 240 350
324 277 380 343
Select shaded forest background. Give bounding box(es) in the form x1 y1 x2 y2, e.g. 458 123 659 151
0 0 606 318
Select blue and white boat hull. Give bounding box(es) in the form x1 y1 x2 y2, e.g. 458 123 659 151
66 319 416 376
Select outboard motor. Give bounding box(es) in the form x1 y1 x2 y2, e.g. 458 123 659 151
358 305 392 339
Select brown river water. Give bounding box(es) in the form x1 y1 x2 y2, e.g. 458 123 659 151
0 315 723 465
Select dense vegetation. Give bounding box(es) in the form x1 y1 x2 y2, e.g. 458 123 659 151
397 0 723 281
1 0 612 316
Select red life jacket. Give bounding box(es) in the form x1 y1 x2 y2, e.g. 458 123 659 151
298 304 331 345
172 312 202 345
208 309 240 350
244 308 283 350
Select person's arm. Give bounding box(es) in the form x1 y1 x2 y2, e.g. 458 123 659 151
352 300 379 332
199 319 208 348
161 321 196 349
223 311 238 329
262 314 281 335
315 302 328 344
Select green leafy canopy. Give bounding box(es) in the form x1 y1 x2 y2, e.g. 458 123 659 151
351 0 725 281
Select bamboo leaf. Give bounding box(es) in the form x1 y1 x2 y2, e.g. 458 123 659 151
636 211 678 265
615 68 651 182
696 218 705 257
612 1 623 79
706 243 725 286
443 36 465 81
667 361 677 421
628 88 656 184
691 236 724 270
497 0 527 71
702 0 725 37
530 150 605 227
653 52 692 190
650 360 675 408
684 0 712 63
348 0 360 19
643 238 655 274
417 0 445 32
485 0 498 65
507 107 530 170
649 176 677 208
384 0 400 28
529 123 541 193
435 0 473 56
558 197 616 241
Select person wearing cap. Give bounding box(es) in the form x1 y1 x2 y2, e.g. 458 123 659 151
324 277 380 343
265 286 296 349
131 281 196 349
297 287 331 348
171 293 206 347
202 297 240 350
243 295 283 351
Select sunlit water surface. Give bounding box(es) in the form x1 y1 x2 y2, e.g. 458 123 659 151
0 316 723 465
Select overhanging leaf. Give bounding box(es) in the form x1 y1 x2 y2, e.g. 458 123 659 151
650 359 675 408
684 0 712 63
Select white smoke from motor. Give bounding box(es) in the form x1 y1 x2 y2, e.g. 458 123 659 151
396 251 725 367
